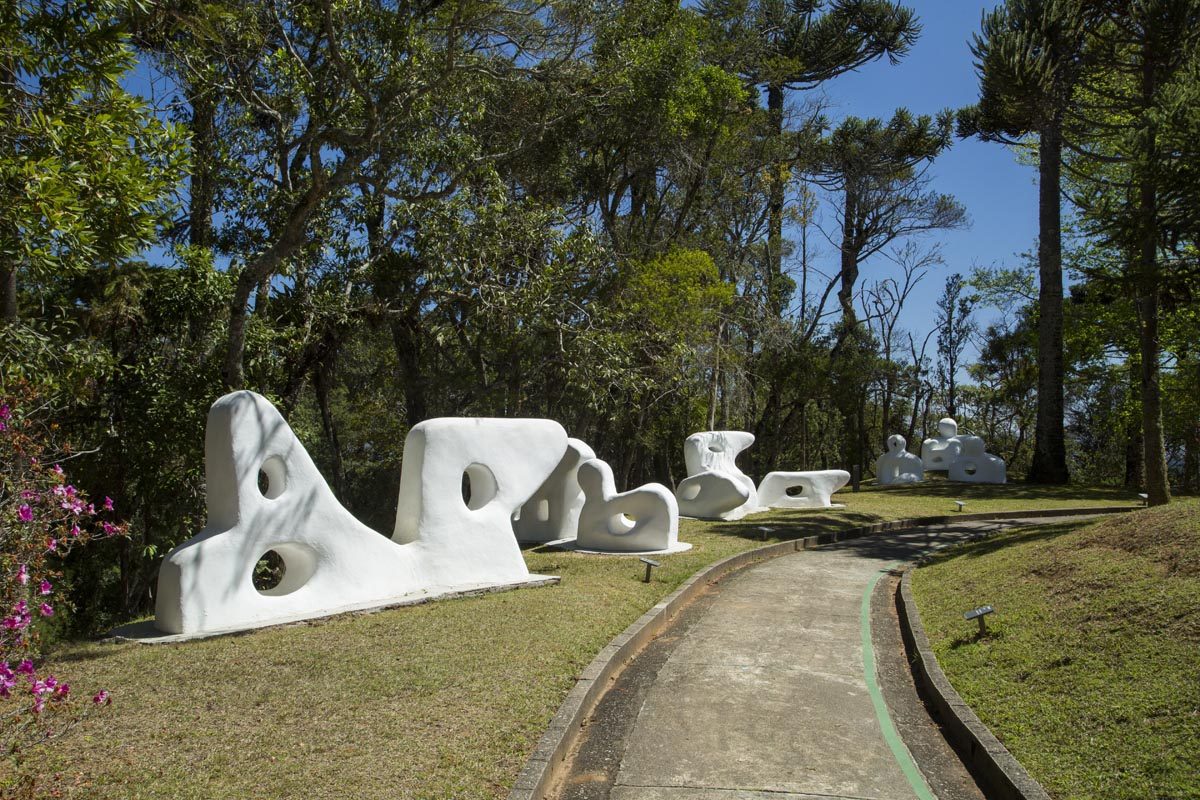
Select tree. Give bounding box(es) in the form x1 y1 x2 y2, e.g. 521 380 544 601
935 273 976 419
959 0 1087 484
0 0 183 322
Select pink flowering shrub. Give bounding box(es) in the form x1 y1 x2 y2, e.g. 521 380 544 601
0 385 126 763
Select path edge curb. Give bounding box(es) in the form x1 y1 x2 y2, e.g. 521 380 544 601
509 504 1134 800
898 564 1064 800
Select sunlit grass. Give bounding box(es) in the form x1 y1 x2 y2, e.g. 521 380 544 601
911 500 1200 800
9 482 1137 799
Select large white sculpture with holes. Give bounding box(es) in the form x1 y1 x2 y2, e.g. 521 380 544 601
948 435 1006 484
674 431 763 520
875 434 924 485
513 438 595 543
757 470 850 509
576 459 688 554
154 391 565 636
920 418 963 471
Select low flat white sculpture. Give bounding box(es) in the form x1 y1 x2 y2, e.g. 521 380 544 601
875 434 924 485
576 458 689 554
675 431 764 520
757 470 850 509
948 436 1006 484
155 392 564 636
920 418 962 471
513 438 595 543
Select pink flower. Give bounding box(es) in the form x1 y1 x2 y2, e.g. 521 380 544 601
19 489 36 500
17 504 33 523
16 564 28 586
69 524 81 538
52 464 63 475
46 537 57 552
92 690 110 705
16 660 34 676
102 521 116 535
38 603 53 617
103 496 114 511
39 580 51 596
0 421 6 431
0 404 9 419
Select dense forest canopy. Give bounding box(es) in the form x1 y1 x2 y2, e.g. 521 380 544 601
2 0 1199 631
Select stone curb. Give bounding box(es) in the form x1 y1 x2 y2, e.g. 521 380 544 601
507 504 1136 800
894 516 1114 800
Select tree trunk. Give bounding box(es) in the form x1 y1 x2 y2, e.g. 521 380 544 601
0 261 15 322
767 82 786 316
1028 121 1070 483
186 84 216 249
314 359 347 504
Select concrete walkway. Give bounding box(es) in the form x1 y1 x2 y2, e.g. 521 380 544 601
560 519 1072 800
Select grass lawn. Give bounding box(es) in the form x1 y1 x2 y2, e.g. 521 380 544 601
9 482 1136 799
910 499 1200 800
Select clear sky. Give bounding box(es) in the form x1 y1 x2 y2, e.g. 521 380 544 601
805 0 1034 349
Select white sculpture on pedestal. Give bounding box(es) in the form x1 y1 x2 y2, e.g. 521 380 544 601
513 438 596 543
921 418 962 470
757 470 850 509
948 436 1006 484
155 391 565 637
674 431 763 520
875 434 924 485
576 458 689 554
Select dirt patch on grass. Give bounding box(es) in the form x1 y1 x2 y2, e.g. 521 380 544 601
1076 501 1200 578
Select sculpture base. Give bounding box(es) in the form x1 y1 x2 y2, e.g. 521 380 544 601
547 540 693 556
106 574 560 644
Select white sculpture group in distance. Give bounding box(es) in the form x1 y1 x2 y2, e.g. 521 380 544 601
674 430 849 520
875 417 1006 485
156 392 686 638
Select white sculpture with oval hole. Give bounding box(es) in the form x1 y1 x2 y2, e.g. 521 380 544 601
674 431 763 520
154 391 565 636
920 417 962 471
948 435 1006 484
513 438 595 543
875 434 924 485
576 458 689 554
757 470 850 509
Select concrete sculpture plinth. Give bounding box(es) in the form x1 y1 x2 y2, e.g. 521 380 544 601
675 431 764 520
576 458 689 554
875 434 924 485
757 470 850 509
513 438 595 543
154 392 564 637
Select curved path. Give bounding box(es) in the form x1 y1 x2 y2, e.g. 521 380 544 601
554 518 1083 800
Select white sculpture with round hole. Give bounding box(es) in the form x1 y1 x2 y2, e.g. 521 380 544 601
875 434 924 485
154 391 565 637
920 417 963 471
674 431 763 520
513 438 595 543
757 470 850 509
576 458 689 554
948 435 1006 484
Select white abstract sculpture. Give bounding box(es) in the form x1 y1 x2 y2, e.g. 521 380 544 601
513 438 595 543
875 434 924 485
921 418 962 470
155 391 565 636
948 436 1006 484
576 458 688 554
675 431 763 520
757 470 850 509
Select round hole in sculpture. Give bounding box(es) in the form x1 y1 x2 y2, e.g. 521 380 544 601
785 485 806 497
708 445 723 453
963 463 978 476
252 543 317 597
681 484 701 501
537 499 550 522
461 463 499 511
258 455 287 500
607 513 637 536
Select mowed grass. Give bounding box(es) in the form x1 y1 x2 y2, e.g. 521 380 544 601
11 482 1136 799
911 500 1200 800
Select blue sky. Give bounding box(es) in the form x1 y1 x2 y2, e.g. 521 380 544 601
803 0 1035 348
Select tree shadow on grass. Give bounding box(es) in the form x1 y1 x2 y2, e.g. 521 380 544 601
702 511 885 544
856 479 1138 504
919 520 1093 568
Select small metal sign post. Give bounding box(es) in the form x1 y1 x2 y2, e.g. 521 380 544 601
963 604 994 636
954 500 966 512
639 557 661 583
